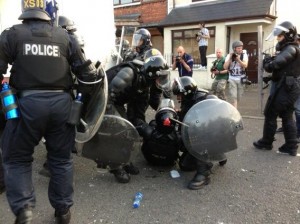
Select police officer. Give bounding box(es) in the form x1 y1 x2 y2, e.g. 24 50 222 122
140 98 180 167
107 46 169 183
106 29 161 183
39 15 85 178
172 77 227 190
0 1 101 223
132 28 163 111
253 21 300 156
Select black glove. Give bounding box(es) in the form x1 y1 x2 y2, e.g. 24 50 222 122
263 55 272 66
263 76 272 84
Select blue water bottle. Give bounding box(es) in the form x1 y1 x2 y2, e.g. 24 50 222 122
133 192 143 208
0 82 19 120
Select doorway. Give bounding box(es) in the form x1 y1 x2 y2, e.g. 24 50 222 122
240 32 258 83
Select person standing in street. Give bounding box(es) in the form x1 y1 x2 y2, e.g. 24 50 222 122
253 21 300 156
223 41 248 109
196 23 210 70
210 48 228 100
172 46 193 77
0 1 101 223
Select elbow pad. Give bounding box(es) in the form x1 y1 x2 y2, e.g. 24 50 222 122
110 67 134 95
263 62 274 73
74 60 104 83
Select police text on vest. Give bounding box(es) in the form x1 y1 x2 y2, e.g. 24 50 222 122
23 44 60 57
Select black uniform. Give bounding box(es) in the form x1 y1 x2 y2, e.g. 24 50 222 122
0 109 5 194
0 19 98 220
254 41 300 155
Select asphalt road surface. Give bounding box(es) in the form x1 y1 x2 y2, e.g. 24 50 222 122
1 87 300 224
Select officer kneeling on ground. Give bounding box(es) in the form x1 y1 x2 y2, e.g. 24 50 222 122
0 1 102 223
172 77 229 190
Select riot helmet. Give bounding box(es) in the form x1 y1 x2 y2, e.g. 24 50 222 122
143 49 170 91
266 21 297 43
172 76 198 98
132 28 152 53
155 99 178 134
19 0 51 21
58 16 77 32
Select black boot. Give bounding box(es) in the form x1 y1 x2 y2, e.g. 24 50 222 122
278 144 298 156
110 168 131 183
123 162 139 175
188 162 212 190
15 208 33 224
253 138 273 150
55 209 71 224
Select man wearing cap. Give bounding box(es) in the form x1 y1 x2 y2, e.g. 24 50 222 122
224 41 248 109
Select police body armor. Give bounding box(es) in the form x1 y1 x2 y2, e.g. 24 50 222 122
141 99 180 166
9 23 73 90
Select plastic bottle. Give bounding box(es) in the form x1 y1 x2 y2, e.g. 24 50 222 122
0 82 19 120
132 192 143 209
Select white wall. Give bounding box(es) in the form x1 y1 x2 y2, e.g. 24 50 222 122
276 0 300 30
0 0 21 32
0 0 116 71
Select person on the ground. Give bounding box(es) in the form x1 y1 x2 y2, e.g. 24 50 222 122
253 21 300 157
196 22 210 70
172 46 193 77
223 41 249 109
210 48 229 100
0 1 102 223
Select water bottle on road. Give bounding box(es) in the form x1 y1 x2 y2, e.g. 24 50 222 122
133 192 143 208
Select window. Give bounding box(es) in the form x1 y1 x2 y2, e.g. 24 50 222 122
114 0 140 6
172 27 215 66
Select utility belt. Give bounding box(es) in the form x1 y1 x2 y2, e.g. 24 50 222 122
18 89 67 98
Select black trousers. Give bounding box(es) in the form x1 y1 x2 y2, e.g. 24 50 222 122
0 152 4 187
263 81 300 146
199 45 208 67
1 92 75 215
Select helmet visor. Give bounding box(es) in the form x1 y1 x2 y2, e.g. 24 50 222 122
172 77 185 95
132 33 143 48
265 25 289 41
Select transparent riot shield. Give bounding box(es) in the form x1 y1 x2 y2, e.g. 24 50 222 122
75 68 108 143
80 114 141 167
181 99 243 160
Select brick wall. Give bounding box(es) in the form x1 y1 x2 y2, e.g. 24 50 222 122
114 0 167 25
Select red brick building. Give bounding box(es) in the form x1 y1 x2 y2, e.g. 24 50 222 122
114 0 167 54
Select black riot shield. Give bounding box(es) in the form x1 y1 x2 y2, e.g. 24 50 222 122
181 99 243 160
80 114 141 167
75 68 108 143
